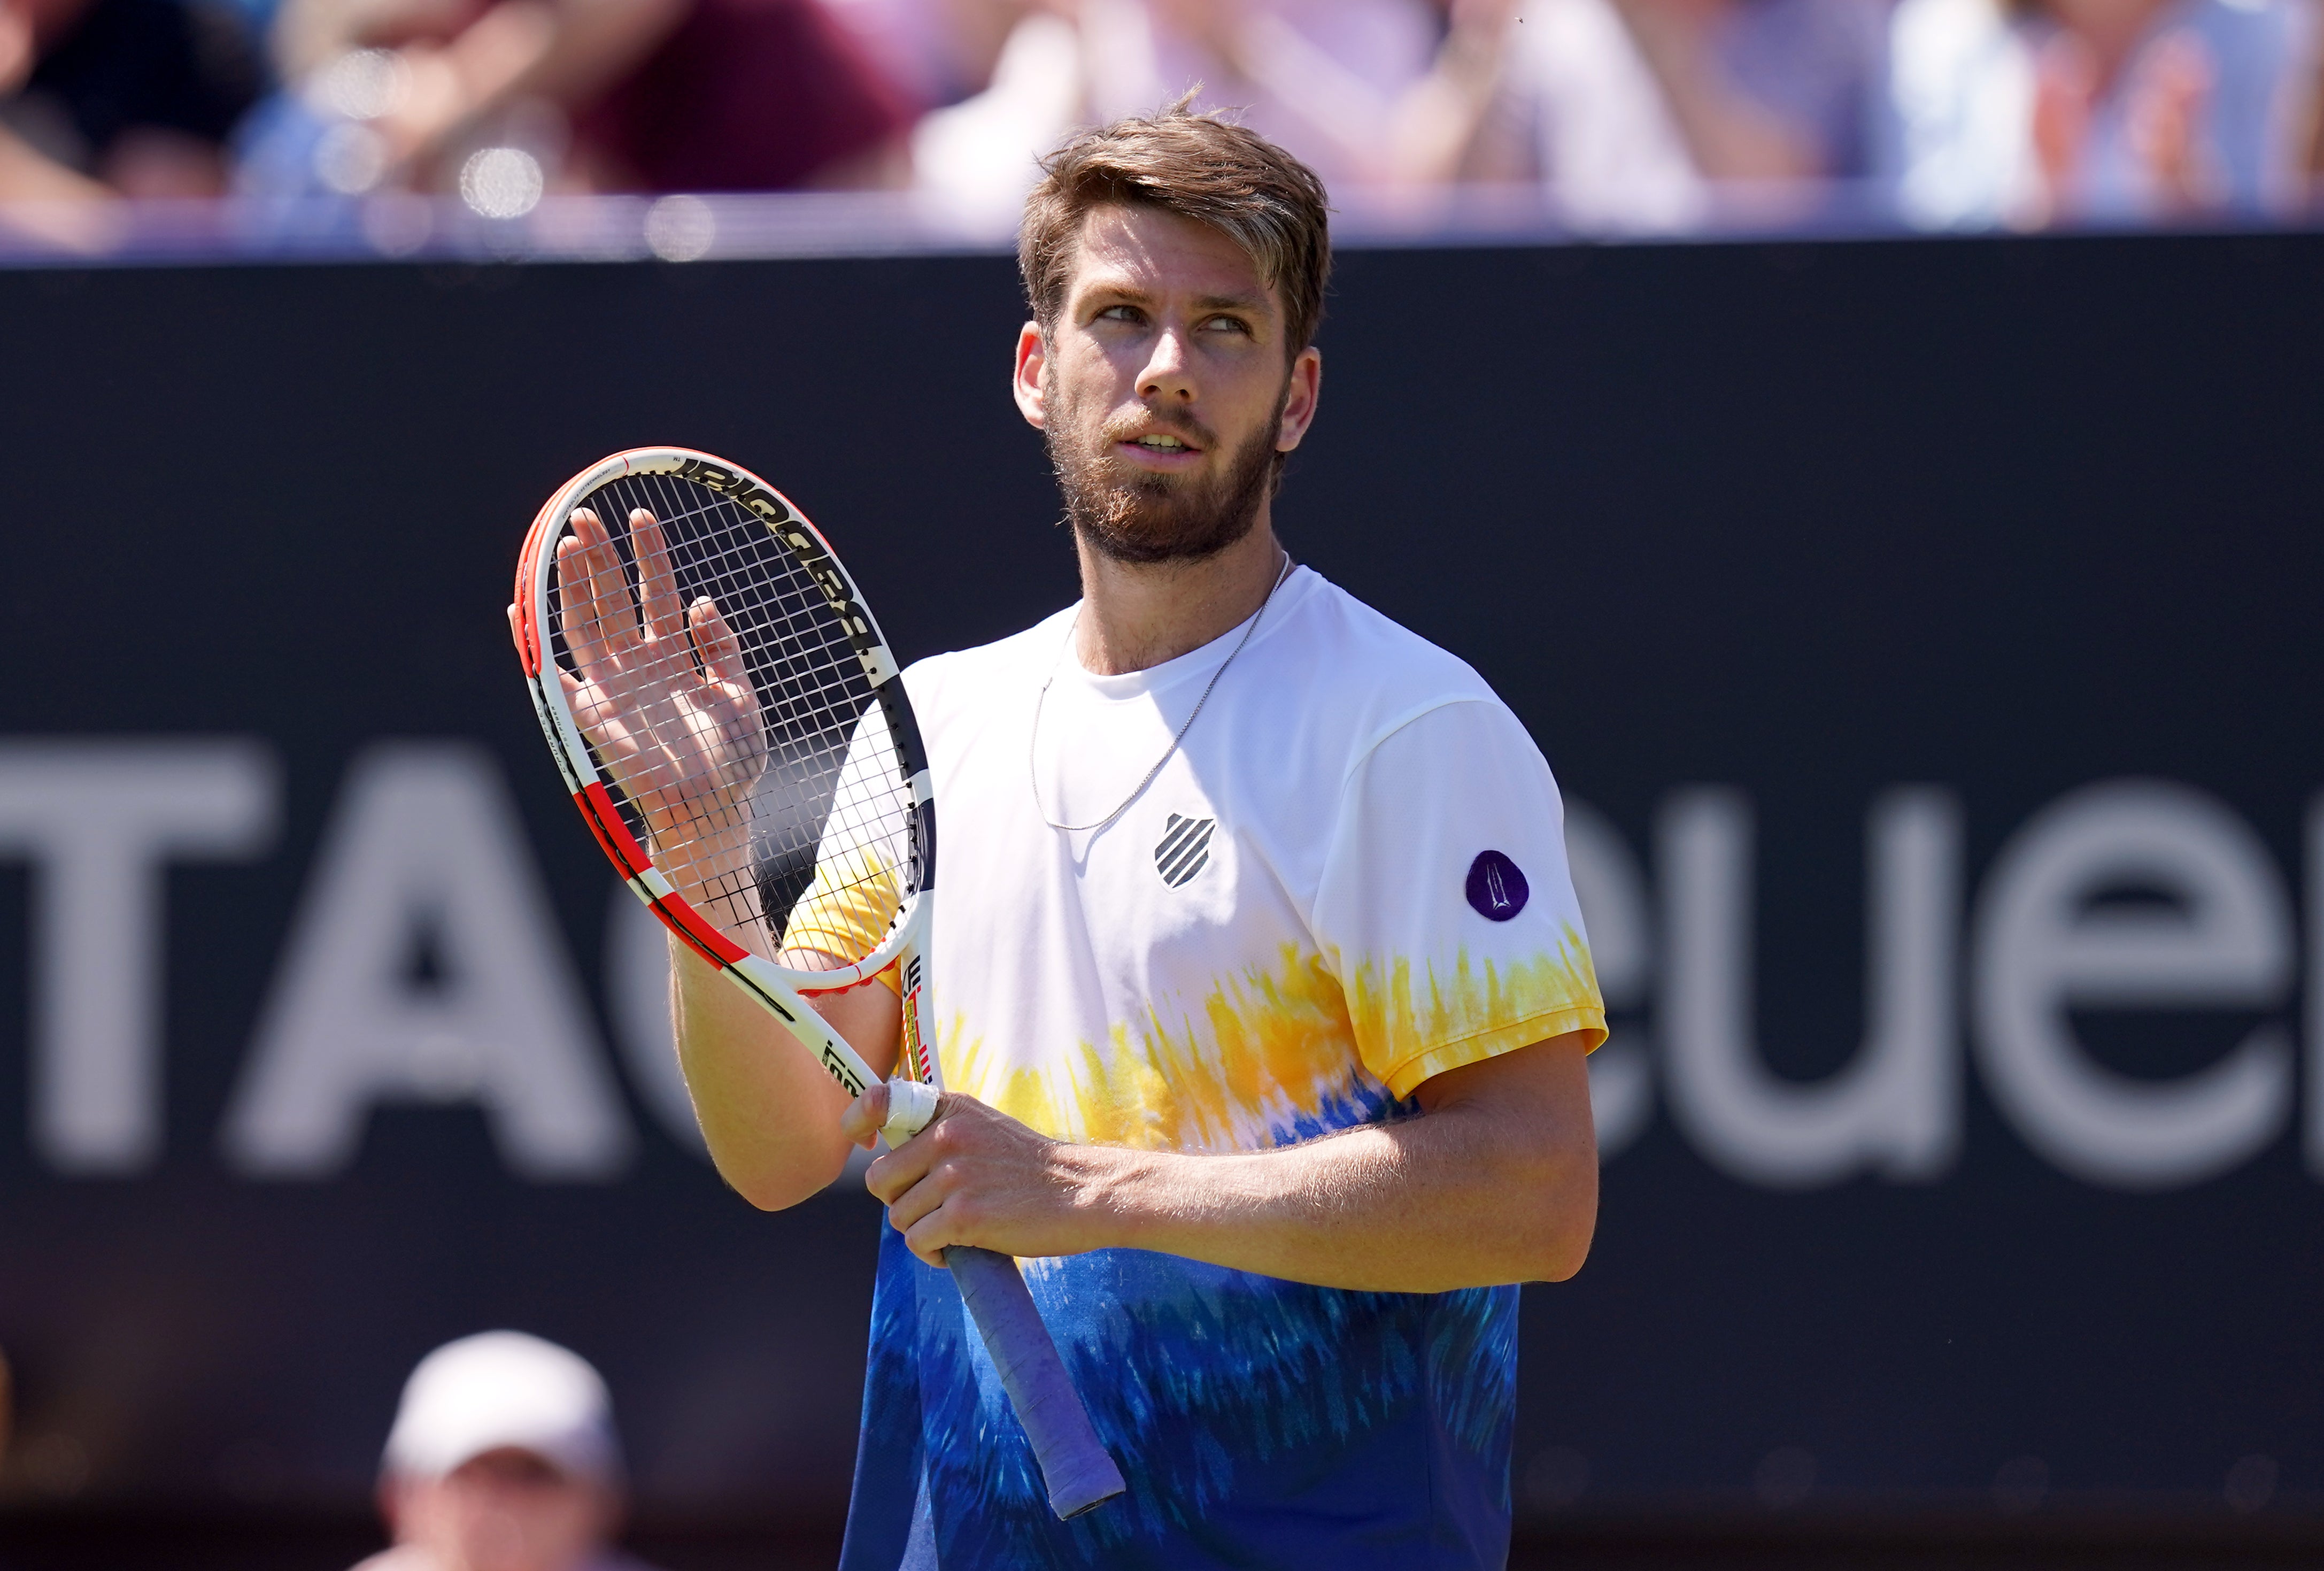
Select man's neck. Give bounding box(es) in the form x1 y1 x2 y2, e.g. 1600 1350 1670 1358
1071 512 1289 676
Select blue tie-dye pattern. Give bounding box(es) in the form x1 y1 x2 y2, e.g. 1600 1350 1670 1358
837 1234 927 1571
839 1088 1522 1569
1263 1072 1400 1151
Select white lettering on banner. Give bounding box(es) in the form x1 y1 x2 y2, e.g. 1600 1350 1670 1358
1566 802 1653 1159
4 737 2306 1192
1659 788 1962 1188
221 743 632 1180
605 885 709 1158
1972 780 2291 1190
0 740 277 1175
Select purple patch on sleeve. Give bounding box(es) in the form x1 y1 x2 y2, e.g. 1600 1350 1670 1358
1465 850 1528 921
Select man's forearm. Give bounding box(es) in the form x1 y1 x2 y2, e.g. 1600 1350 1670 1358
864 1034 1599 1292
670 937 898 1210
1074 1090 1595 1293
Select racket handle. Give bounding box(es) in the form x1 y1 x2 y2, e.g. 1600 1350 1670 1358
945 1244 1128 1520
877 1078 1124 1518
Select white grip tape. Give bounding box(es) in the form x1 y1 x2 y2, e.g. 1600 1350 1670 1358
881 1076 941 1146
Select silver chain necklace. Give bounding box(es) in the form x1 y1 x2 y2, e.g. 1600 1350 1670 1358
1029 550 1294 835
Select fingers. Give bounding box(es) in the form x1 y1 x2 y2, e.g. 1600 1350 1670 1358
690 595 752 691
840 1082 889 1150
891 1165 965 1266
901 1214 954 1269
863 1129 936 1206
557 509 636 671
885 1166 947 1237
630 508 688 646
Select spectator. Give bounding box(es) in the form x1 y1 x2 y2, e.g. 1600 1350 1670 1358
1391 0 1709 224
357 1331 659 1571
1 0 260 201
1889 0 2320 225
240 0 907 197
824 0 1032 112
1384 0 1886 229
1616 0 1888 184
1081 0 1445 190
906 0 1083 222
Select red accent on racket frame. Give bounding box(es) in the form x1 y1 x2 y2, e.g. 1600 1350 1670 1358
580 783 651 877
570 787 751 969
572 792 631 876
513 503 556 677
653 892 750 967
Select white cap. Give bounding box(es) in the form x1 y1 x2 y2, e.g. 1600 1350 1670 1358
382 1332 622 1484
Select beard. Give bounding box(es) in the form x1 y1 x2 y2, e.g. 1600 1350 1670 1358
1046 376 1287 566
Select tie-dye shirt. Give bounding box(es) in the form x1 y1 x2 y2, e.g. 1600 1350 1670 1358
836 567 1603 1570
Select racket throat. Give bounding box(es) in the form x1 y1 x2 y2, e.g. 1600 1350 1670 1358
898 952 935 1086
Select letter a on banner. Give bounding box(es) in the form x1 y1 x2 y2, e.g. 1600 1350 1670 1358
222 742 632 1179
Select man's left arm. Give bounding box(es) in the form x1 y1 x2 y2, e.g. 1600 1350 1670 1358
844 1030 1597 1293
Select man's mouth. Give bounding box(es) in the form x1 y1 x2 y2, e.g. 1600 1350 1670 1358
1130 434 1195 452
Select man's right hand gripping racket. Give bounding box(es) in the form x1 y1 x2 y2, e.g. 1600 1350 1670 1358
511 448 1126 1520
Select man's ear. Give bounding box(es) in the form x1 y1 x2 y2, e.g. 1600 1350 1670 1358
1013 321 1048 430
1276 344 1323 453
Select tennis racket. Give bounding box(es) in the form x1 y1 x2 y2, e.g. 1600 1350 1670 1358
511 446 1125 1520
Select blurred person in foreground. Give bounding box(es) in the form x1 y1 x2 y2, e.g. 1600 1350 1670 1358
356 1331 661 1571
0 0 259 208
1890 0 2320 224
237 0 906 198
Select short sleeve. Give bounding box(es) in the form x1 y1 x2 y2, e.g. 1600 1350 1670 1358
1313 699 1607 1099
777 702 908 991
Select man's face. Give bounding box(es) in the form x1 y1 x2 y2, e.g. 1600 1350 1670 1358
1015 204 1322 565
385 1447 614 1571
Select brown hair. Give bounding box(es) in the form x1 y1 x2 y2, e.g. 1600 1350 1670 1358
1019 96 1333 360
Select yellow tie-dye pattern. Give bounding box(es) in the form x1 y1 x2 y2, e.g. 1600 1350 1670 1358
1347 922 1608 1099
943 932 1607 1152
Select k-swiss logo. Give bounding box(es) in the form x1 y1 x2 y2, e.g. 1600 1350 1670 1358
1155 814 1216 888
1466 850 1529 921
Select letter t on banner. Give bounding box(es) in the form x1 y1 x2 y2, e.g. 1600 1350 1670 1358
0 740 279 1174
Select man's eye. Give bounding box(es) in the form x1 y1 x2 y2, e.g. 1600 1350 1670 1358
1202 315 1252 335
1098 305 1143 324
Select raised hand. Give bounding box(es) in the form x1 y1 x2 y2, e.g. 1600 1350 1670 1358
553 506 768 916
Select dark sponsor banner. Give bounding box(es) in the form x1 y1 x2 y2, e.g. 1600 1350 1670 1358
0 234 2318 1518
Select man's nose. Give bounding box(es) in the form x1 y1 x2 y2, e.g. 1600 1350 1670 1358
1137 327 1196 403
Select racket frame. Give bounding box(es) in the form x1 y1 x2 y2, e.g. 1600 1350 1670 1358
514 448 937 1092
514 448 1124 1520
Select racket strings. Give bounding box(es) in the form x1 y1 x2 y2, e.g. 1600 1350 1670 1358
547 473 916 961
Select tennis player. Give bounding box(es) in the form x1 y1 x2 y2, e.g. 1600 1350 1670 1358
661 104 1605 1568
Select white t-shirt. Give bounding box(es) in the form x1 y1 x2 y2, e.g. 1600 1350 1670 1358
901 566 1604 1150
828 568 1605 1567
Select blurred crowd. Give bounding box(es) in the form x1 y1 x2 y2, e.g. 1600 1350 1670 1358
1 0 2318 235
